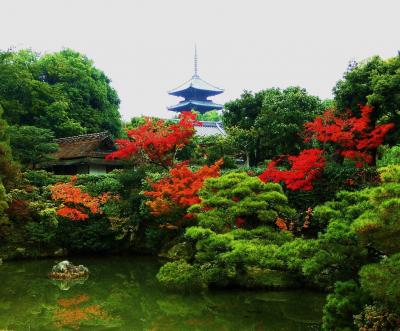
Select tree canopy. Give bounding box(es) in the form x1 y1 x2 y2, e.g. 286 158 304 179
223 87 324 165
0 106 19 188
0 49 122 138
7 125 58 169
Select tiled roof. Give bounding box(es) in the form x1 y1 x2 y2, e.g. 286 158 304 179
194 121 226 137
168 75 223 97
167 100 223 112
54 132 115 159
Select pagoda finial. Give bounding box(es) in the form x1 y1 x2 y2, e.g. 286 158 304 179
194 44 198 77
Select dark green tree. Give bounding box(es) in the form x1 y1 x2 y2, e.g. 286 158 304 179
0 182 8 230
0 49 122 138
8 126 58 169
0 105 19 188
255 87 324 160
223 87 323 165
37 49 121 137
223 90 266 129
223 90 265 166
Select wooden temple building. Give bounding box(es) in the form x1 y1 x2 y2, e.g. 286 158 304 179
42 132 123 175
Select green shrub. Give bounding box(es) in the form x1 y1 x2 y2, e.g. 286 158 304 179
360 253 400 312
189 172 295 232
56 217 116 253
322 280 369 331
377 145 400 167
24 170 62 187
156 260 204 291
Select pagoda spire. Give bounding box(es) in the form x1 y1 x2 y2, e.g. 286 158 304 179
194 44 198 77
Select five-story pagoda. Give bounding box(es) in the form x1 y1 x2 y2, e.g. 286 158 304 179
167 47 224 114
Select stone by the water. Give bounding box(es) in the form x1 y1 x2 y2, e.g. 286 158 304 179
49 260 89 280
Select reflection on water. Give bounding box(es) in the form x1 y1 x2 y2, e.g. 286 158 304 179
0 256 325 330
51 276 89 291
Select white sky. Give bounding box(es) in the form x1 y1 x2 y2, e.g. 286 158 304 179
1 0 400 120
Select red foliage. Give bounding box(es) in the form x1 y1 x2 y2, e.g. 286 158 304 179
235 217 246 228
304 105 394 167
144 159 223 217
6 199 31 222
106 112 200 167
51 176 110 221
259 149 326 191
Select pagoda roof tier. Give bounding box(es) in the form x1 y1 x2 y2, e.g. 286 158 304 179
168 75 224 97
167 100 223 114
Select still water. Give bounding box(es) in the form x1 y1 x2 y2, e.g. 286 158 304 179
0 256 325 330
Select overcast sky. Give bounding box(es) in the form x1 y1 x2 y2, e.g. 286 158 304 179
1 0 399 120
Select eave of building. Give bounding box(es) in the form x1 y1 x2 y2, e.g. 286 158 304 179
168 75 223 97
167 100 223 112
42 157 125 167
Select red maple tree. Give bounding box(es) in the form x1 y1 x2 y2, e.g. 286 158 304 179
51 176 110 221
304 105 394 167
259 105 394 191
106 112 200 168
144 159 223 217
259 148 326 191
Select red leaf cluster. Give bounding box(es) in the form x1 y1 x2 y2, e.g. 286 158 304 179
144 159 223 216
51 177 110 221
259 105 394 191
106 112 200 167
259 149 326 191
304 105 394 167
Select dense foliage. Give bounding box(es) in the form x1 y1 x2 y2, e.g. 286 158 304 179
0 49 121 138
223 87 324 165
0 106 19 189
8 125 58 169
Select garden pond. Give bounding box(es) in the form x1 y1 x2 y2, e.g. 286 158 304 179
0 256 325 330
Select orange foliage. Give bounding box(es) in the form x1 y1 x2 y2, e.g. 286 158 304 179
275 217 288 231
57 295 89 308
51 176 112 221
144 159 223 217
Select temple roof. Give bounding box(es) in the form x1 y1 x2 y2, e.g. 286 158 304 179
54 132 116 159
168 75 224 97
195 121 226 137
167 99 223 113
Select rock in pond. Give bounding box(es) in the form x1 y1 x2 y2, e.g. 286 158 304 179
49 260 89 280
